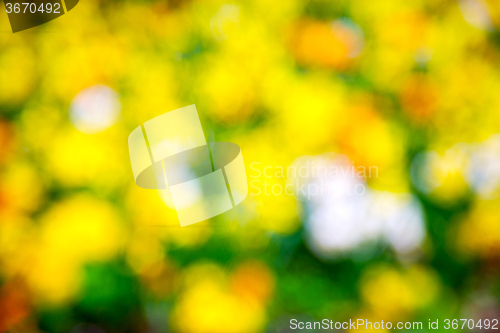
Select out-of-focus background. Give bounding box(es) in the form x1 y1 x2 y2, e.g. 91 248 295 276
1 0 500 332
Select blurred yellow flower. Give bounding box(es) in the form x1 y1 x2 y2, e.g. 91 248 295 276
338 99 406 180
290 19 356 70
0 217 37 279
240 129 301 234
0 161 44 219
376 11 429 53
249 0 301 24
274 74 345 152
40 27 127 102
39 195 124 263
360 265 440 320
44 126 128 188
18 105 62 155
229 260 275 305
197 57 257 122
171 261 272 333
26 250 81 305
26 195 124 304
422 145 470 205
121 55 179 125
456 198 500 258
0 46 35 105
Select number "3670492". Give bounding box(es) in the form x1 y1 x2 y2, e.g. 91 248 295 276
5 3 61 14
